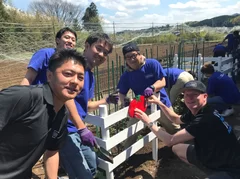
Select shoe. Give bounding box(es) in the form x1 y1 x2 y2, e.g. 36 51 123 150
220 108 234 117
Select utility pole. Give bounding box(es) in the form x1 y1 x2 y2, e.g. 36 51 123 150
112 21 116 43
152 22 154 36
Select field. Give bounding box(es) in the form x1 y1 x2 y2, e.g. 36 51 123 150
0 42 215 91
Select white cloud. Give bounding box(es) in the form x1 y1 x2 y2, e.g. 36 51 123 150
66 0 240 32
98 0 160 12
115 12 129 18
67 0 160 11
167 1 240 23
66 0 90 7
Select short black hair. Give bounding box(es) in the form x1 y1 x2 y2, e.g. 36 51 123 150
55 27 77 41
233 30 239 36
85 33 113 53
122 42 140 56
201 63 215 74
48 49 86 72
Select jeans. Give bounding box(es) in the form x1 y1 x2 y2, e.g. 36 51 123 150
207 96 230 113
59 132 98 179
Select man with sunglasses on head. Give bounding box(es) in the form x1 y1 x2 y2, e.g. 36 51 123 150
117 42 180 149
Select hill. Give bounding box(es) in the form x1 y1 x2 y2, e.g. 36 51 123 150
186 14 240 27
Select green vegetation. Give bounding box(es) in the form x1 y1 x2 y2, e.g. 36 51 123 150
186 14 240 27
0 1 237 57
82 2 103 32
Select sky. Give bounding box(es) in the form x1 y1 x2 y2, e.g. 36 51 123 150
9 0 240 31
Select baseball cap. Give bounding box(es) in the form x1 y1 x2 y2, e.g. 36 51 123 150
122 42 139 56
182 80 206 93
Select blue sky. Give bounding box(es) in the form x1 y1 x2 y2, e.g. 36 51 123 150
9 0 240 30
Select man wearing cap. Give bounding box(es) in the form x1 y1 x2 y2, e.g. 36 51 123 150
135 80 240 179
117 42 180 148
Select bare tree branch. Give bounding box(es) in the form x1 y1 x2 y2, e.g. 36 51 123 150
29 0 83 25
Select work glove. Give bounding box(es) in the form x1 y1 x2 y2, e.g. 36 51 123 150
106 90 119 104
124 97 131 107
77 128 97 147
143 87 154 97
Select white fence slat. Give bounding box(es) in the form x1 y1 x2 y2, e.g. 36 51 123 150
97 131 157 172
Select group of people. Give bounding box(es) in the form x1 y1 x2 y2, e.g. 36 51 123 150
0 27 240 179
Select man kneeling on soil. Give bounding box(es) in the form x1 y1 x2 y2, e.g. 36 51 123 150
0 49 86 179
134 80 240 179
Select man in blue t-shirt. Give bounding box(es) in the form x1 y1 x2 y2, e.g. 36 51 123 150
222 30 240 56
164 68 193 104
58 33 118 179
201 63 240 117
21 27 77 85
117 42 180 148
213 43 226 57
21 28 118 178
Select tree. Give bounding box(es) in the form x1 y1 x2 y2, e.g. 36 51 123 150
0 0 10 21
29 0 83 26
82 2 103 32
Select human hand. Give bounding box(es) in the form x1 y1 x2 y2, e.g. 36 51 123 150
146 95 160 105
77 128 97 147
143 87 154 97
134 108 151 123
106 90 119 104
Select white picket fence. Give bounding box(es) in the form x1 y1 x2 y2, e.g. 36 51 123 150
84 94 161 179
173 54 239 80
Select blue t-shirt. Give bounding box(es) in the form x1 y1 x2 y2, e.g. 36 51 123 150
164 68 184 88
207 72 240 104
117 59 171 107
225 34 234 51
67 69 95 133
27 48 56 85
213 44 226 52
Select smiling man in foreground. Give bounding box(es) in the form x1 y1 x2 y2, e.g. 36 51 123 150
135 80 240 179
0 49 86 179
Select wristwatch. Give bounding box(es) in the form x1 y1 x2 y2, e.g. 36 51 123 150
150 85 155 92
147 121 154 129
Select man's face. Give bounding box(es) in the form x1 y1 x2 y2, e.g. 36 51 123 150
184 89 207 112
47 60 84 102
56 31 76 50
84 40 111 69
124 51 142 70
